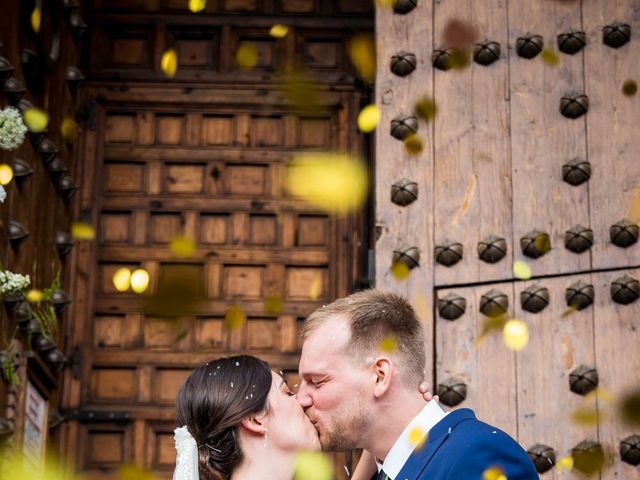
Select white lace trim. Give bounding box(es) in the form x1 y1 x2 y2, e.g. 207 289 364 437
173 426 199 480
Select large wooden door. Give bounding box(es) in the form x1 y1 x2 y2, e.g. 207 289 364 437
60 2 372 477
375 1 640 479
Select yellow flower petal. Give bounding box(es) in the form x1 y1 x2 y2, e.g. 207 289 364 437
161 49 178 77
26 289 44 303
556 455 573 470
348 33 375 84
284 153 368 214
225 304 246 330
404 134 423 155
188 0 207 13
482 466 507 480
379 336 398 353
293 451 333 480
541 49 560 67
390 261 411 280
407 427 427 448
357 104 381 133
269 24 289 38
61 117 79 144
130 269 150 294
502 319 529 351
513 260 531 280
235 42 258 70
112 268 132 292
264 296 283 314
71 222 95 240
309 276 322 300
31 7 41 33
0 164 14 185
23 108 49 133
169 235 196 258
623 79 638 96
414 97 437 122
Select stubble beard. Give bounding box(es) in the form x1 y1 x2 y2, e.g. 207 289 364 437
319 405 371 451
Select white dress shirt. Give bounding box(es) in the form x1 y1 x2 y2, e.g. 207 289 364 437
376 400 448 480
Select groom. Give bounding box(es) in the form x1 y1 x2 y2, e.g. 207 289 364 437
297 289 537 480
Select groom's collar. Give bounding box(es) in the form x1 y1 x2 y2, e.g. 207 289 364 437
375 401 447 480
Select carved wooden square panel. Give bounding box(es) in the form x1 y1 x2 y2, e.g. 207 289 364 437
150 212 182 243
100 211 131 243
196 317 225 350
224 265 265 298
252 116 283 147
113 37 148 66
203 115 234 146
86 429 126 466
296 215 329 246
223 0 259 12
226 164 268 195
200 213 229 244
152 426 176 470
176 39 212 67
104 162 145 193
91 368 137 401
234 33 278 70
298 117 331 147
106 113 136 144
285 267 326 299
165 163 206 193
155 369 190 404
249 214 278 246
302 38 342 69
156 115 185 145
94 314 125 348
278 0 316 13
247 318 277 349
144 317 182 349
100 262 140 294
336 0 373 13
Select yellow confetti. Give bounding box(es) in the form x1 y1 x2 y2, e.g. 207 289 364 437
379 336 398 353
349 33 375 84
264 296 283 314
112 268 132 292
513 261 531 280
622 79 638 96
285 153 367 215
447 49 470 69
502 319 529 351
309 276 322 300
407 427 427 448
404 134 423 155
225 304 246 330
235 42 258 69
561 303 578 317
0 164 14 185
414 96 437 122
169 235 196 258
26 289 44 303
71 222 95 240
482 466 507 480
390 261 410 280
476 315 508 346
412 291 429 321
130 269 150 294
357 104 381 133
541 48 560 67
31 7 41 33
571 406 601 426
376 0 395 5
23 108 49 133
534 233 551 255
270 24 289 38
556 455 573 470
627 184 640 223
293 451 333 480
61 117 79 144
188 0 206 13
586 387 614 404
161 49 178 77
280 70 323 112
118 464 156 480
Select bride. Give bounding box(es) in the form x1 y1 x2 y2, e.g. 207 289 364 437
173 355 435 480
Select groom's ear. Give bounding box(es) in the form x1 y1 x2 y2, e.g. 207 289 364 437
240 414 267 435
372 357 393 399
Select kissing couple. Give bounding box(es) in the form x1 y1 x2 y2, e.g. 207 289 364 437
173 290 538 480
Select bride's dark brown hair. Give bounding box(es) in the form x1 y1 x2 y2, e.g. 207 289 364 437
176 355 272 480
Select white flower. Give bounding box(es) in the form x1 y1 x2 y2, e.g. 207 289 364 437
0 107 28 151
0 185 5 203
0 270 31 295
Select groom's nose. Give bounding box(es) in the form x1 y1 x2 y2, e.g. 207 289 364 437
295 382 313 408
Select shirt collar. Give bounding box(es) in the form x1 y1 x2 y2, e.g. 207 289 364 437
375 401 448 480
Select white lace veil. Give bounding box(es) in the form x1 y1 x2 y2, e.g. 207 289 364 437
173 426 199 480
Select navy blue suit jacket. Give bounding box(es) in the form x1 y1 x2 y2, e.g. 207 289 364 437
382 409 538 480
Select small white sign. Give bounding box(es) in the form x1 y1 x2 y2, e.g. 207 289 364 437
23 381 48 472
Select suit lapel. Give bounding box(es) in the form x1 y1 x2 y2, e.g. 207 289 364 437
394 409 477 480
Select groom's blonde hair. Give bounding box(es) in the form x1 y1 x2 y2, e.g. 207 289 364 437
302 289 425 385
